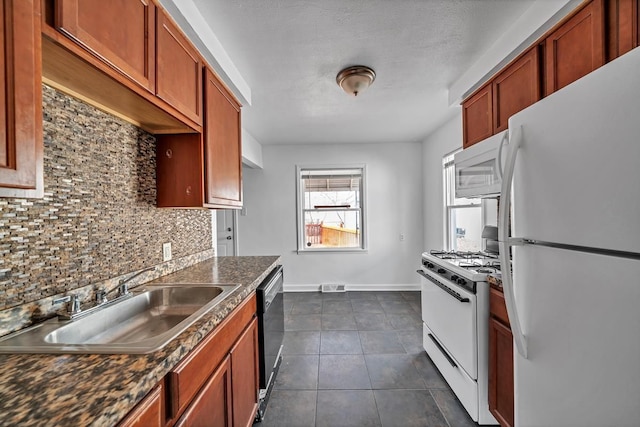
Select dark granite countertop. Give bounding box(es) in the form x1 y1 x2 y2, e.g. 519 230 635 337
0 255 280 427
487 273 503 290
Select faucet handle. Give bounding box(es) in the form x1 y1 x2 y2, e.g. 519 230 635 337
118 282 130 297
96 290 108 305
70 295 81 315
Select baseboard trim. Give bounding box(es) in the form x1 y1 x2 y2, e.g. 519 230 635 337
284 283 420 293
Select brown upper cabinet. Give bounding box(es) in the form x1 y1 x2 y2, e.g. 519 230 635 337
43 0 202 133
0 0 43 198
492 47 541 133
203 68 242 208
545 0 605 95
156 9 202 125
156 68 242 210
462 83 492 148
55 0 156 92
461 0 629 149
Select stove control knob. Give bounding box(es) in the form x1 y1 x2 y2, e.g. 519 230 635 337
457 278 467 286
426 262 434 269
450 275 458 282
437 268 446 274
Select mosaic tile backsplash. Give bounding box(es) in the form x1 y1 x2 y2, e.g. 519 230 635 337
0 85 213 311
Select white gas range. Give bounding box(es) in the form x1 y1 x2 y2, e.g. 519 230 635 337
418 250 500 425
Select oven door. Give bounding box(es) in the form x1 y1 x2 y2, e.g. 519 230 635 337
418 268 477 379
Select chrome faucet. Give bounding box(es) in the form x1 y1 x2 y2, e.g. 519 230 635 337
52 294 82 319
117 267 155 297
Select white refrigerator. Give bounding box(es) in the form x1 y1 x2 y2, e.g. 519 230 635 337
498 47 640 426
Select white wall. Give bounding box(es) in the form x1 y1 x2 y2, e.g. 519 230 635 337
241 128 263 169
422 111 463 251
238 142 424 290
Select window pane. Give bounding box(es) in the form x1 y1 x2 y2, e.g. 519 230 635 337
449 206 483 252
303 210 361 248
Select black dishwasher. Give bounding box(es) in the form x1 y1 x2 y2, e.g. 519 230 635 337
255 265 284 421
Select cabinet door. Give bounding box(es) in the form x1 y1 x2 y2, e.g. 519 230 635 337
488 317 514 427
55 0 155 91
119 382 165 427
0 0 43 198
203 68 242 208
545 0 605 95
492 47 541 133
156 10 202 125
175 356 232 427
606 0 639 61
231 317 259 427
462 83 493 148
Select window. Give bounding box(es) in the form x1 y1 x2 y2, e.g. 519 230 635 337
443 151 483 252
296 165 366 252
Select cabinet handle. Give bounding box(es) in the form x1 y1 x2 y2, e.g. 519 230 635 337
185 186 192 195
165 149 173 158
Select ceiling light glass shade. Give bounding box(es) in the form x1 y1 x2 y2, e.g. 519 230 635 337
336 66 376 96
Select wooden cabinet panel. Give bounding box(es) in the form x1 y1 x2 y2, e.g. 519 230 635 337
0 0 43 198
489 287 510 326
492 47 541 133
156 134 204 208
204 68 242 208
231 317 259 427
156 10 202 125
119 381 165 427
488 317 514 427
56 0 155 91
545 0 605 95
462 83 492 148
606 0 639 61
175 356 232 427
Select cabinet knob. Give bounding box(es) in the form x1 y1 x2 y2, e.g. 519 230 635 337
165 149 173 158
185 186 192 195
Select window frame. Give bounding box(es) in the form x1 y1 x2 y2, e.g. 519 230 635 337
443 149 484 251
296 164 368 253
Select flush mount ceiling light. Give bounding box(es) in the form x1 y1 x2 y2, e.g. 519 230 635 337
336 66 376 96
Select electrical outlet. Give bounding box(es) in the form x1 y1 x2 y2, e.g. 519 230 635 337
162 242 172 261
400 233 405 241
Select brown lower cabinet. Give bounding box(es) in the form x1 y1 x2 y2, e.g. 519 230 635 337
119 293 259 427
488 287 514 427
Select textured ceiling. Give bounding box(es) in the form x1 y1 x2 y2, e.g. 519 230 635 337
191 0 536 145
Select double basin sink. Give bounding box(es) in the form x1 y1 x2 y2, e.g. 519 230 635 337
0 284 240 354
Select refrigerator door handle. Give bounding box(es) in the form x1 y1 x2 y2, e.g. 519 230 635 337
498 125 528 359
496 130 509 181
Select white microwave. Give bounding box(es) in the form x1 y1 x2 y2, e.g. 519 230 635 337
454 130 508 198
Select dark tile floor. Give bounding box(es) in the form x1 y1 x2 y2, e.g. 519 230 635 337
255 291 478 427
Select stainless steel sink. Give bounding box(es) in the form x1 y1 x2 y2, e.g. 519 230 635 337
0 284 240 354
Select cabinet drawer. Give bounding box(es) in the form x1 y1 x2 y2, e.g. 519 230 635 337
489 287 510 326
168 293 256 420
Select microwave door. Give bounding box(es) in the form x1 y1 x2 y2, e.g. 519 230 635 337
454 131 507 198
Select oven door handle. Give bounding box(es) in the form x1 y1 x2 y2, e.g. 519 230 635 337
416 270 470 303
428 333 457 368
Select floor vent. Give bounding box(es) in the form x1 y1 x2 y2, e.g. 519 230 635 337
321 284 346 293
